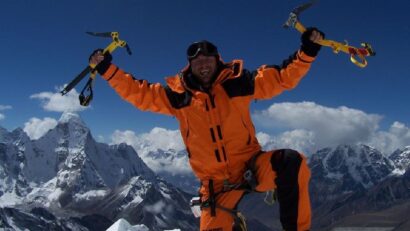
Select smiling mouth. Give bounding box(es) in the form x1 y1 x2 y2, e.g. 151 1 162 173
200 69 211 76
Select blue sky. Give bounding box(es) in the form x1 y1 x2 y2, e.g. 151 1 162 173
1 0 410 155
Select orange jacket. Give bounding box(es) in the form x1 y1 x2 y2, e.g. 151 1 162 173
101 50 315 183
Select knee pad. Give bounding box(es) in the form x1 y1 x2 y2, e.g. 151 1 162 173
270 149 302 174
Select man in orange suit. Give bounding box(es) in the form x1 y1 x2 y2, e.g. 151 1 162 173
90 27 323 231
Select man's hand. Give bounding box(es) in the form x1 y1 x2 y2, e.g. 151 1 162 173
89 49 105 66
301 27 325 57
89 49 112 75
309 29 324 44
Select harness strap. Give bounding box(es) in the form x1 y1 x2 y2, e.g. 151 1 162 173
199 200 247 231
217 205 247 231
200 151 265 226
243 150 264 191
209 179 216 217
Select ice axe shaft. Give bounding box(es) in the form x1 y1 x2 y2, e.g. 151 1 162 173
284 1 375 68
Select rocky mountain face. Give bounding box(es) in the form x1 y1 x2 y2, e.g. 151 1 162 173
308 144 396 208
0 113 197 231
309 144 410 230
389 146 410 174
145 149 199 194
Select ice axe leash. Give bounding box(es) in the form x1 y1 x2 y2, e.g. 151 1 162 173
283 0 376 68
60 32 132 106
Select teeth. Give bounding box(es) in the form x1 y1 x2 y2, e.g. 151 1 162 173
200 70 210 75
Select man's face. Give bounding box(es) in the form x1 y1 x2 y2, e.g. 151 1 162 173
190 54 218 88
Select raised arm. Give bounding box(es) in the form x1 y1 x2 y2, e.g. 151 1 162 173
89 50 175 116
253 28 324 99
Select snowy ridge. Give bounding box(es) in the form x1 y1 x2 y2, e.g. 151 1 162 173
310 144 394 189
0 113 197 230
308 144 396 208
389 146 410 174
2 115 408 230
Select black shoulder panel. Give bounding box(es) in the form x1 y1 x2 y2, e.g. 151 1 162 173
221 69 255 98
164 86 192 109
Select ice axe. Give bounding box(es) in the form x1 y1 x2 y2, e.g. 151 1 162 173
283 0 376 68
60 32 132 106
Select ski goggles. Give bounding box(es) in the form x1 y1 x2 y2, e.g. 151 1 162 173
187 40 218 60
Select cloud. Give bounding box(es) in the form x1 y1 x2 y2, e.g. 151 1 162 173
368 122 410 155
23 117 58 140
144 200 166 214
110 127 190 174
109 101 407 168
257 130 316 155
0 105 12 110
111 127 185 152
253 101 408 155
30 87 87 113
0 105 12 120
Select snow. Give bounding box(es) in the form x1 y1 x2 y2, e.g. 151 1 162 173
389 146 410 174
106 218 183 231
144 200 166 214
74 189 109 201
58 112 85 125
159 182 171 199
129 195 143 205
318 144 394 189
47 187 64 205
0 190 23 207
325 172 344 180
120 195 143 210
106 219 149 231
391 168 406 175
109 128 192 175
0 112 196 230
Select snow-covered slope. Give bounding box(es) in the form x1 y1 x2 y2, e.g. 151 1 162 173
0 113 197 230
106 218 149 231
106 218 183 231
309 144 395 207
389 146 410 174
111 128 199 194
0 127 32 206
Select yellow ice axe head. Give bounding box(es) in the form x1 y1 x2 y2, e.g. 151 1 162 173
60 31 132 105
86 31 132 70
283 1 375 68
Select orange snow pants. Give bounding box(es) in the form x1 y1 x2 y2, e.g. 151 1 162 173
199 149 311 231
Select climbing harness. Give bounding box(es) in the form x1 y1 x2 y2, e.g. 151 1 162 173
189 151 277 231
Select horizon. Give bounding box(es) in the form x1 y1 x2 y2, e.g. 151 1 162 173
1 0 409 156
1 111 409 157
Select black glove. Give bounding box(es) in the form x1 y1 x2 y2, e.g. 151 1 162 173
300 27 325 57
89 49 113 75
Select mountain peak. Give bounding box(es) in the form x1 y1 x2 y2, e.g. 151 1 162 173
0 127 30 144
0 126 9 142
310 143 394 189
390 146 410 174
57 112 89 133
58 112 84 124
